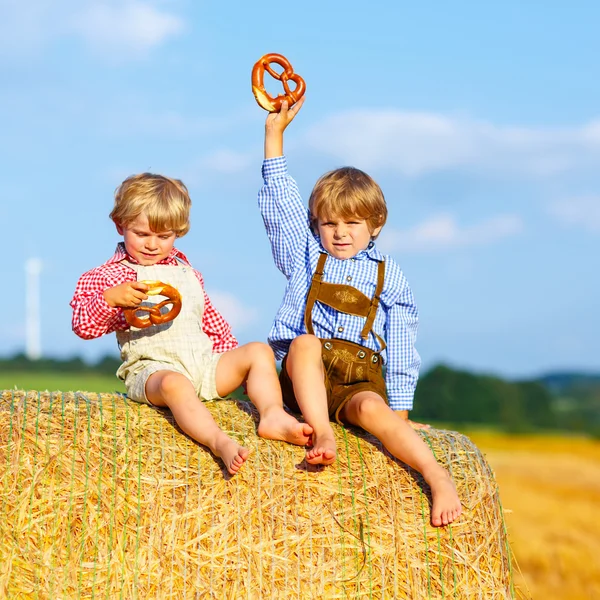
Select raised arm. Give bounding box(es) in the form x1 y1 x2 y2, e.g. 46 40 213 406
259 98 311 278
264 97 304 159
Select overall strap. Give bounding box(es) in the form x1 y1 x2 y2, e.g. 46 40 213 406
360 260 386 351
303 253 328 335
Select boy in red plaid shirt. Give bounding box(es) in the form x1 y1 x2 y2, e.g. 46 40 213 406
71 173 312 475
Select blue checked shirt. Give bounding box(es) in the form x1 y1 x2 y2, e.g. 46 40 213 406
258 157 421 411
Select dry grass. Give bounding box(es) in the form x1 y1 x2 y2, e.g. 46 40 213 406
468 431 600 600
0 390 517 599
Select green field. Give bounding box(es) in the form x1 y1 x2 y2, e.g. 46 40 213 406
0 371 125 393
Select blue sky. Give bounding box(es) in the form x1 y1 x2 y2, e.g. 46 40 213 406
1 1 598 378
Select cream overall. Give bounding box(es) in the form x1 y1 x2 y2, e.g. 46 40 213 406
116 261 223 405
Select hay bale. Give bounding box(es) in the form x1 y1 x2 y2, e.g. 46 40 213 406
0 390 517 599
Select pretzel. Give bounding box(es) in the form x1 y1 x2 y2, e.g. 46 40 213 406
251 53 306 112
123 280 182 329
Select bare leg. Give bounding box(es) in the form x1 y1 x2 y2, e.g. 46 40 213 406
285 335 336 465
146 371 249 475
340 392 462 526
216 342 313 446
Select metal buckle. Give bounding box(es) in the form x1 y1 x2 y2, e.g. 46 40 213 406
324 341 333 351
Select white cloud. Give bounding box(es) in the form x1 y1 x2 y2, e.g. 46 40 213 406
72 1 185 59
378 213 524 254
302 111 600 178
207 291 258 331
0 0 185 60
549 196 600 233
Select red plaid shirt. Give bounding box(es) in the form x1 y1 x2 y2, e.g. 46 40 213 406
70 243 238 353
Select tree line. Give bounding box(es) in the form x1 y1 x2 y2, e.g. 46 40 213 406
1 354 599 437
411 364 600 437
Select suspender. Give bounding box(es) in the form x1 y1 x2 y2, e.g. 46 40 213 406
304 253 386 351
303 253 327 336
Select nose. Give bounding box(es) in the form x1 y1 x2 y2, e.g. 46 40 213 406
144 236 159 250
334 225 348 239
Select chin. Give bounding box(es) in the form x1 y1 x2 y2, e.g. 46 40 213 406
331 249 354 258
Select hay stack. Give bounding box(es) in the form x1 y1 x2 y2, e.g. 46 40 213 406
0 390 517 599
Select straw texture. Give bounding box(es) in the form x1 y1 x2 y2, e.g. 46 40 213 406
1 390 517 599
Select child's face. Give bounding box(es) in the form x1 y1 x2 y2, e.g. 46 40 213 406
116 214 177 265
316 215 381 260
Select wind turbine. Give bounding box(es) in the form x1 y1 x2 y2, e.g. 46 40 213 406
25 258 42 360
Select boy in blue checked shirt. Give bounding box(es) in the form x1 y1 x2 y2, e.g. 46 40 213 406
258 98 461 526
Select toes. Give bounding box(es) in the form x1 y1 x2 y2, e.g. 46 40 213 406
226 446 249 474
306 448 326 465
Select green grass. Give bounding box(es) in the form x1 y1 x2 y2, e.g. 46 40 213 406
0 371 125 393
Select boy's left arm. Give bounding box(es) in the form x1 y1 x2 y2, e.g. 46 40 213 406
384 276 430 428
194 271 238 353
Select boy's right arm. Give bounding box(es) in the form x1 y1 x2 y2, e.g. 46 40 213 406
259 98 310 277
70 269 148 339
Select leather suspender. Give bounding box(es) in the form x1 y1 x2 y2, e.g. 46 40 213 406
303 253 328 336
304 253 386 351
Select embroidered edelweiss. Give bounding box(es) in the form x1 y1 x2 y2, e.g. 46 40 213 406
332 349 356 364
334 290 359 304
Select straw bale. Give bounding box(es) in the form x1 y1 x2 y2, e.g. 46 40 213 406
0 390 517 599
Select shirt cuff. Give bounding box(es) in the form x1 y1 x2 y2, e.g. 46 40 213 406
262 156 288 179
387 391 414 411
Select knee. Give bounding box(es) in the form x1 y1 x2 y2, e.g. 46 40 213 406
245 341 275 364
157 371 190 396
288 334 321 358
352 394 387 421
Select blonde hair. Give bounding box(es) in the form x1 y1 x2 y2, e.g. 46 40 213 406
110 173 191 237
308 167 387 238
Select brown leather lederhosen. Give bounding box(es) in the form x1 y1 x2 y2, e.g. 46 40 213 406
280 253 388 424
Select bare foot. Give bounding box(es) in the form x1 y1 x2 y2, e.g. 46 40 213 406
305 430 337 465
426 467 462 527
257 407 313 446
213 434 250 475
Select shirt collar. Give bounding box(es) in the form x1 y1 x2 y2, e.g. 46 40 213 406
105 242 191 266
317 239 384 262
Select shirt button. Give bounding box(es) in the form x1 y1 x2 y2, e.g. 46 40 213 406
338 326 344 332
346 275 352 282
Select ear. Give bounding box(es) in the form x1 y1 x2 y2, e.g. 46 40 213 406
115 222 124 235
371 225 382 238
309 215 319 235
